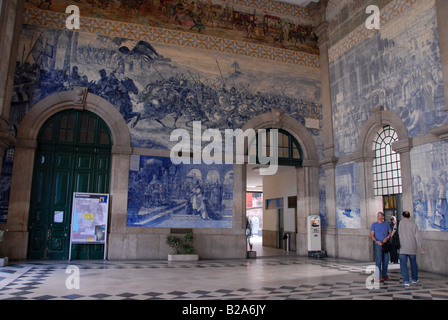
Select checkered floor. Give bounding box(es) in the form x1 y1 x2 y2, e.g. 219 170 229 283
1 257 448 300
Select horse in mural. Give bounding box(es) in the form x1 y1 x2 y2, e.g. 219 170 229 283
128 84 171 129
131 79 209 129
140 98 170 129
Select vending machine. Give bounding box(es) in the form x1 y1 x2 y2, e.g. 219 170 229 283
307 215 322 253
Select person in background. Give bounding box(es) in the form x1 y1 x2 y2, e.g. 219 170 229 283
389 216 399 264
370 212 392 282
398 211 426 287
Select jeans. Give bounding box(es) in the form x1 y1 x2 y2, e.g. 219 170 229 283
399 254 418 285
374 243 389 279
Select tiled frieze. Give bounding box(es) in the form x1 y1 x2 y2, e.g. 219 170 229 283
23 7 320 68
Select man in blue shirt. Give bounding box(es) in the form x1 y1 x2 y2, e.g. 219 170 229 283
370 212 392 282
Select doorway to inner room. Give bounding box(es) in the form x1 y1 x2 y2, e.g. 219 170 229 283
246 165 298 257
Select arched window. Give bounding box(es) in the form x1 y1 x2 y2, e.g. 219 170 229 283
38 109 112 147
373 126 402 196
248 128 303 166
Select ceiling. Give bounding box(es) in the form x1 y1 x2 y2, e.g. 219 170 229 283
275 0 319 7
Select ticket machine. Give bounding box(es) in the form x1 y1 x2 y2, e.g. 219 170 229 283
307 215 322 252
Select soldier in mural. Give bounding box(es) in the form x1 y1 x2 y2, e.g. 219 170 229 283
8 22 320 229
11 26 320 145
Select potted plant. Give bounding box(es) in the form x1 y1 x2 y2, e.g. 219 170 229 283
246 218 256 258
0 229 8 267
166 232 199 262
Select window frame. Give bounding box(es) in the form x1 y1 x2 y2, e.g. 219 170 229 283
373 125 402 196
248 128 303 167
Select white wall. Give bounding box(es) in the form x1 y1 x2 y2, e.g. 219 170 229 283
263 168 297 234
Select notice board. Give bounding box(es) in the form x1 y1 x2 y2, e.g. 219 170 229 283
69 192 109 260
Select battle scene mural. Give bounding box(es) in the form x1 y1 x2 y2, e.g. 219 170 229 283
10 25 322 150
9 16 321 227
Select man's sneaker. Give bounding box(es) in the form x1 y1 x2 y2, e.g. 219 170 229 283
382 276 391 281
412 280 420 284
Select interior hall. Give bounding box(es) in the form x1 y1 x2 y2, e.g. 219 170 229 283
1 0 448 302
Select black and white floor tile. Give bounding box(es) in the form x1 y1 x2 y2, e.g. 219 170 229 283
0 257 447 300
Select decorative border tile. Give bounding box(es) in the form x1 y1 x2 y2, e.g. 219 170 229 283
22 7 320 68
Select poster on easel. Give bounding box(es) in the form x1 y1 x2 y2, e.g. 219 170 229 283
69 192 109 260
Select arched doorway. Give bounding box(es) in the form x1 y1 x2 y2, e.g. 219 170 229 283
27 110 112 260
3 88 131 261
243 111 320 256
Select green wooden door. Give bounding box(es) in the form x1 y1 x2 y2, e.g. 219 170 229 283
28 110 112 260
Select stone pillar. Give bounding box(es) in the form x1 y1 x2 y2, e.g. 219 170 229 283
308 0 339 257
2 139 37 260
392 139 414 217
295 163 320 255
356 155 376 230
0 0 25 172
320 159 338 257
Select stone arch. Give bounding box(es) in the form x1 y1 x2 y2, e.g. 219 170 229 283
242 109 320 255
242 109 319 164
357 107 410 159
6 88 131 260
16 87 131 149
356 107 413 229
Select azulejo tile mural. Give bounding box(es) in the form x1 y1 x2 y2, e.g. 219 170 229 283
330 0 446 158
411 142 448 232
335 162 361 229
9 7 321 227
318 167 327 228
327 0 417 59
10 25 321 150
127 155 233 228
